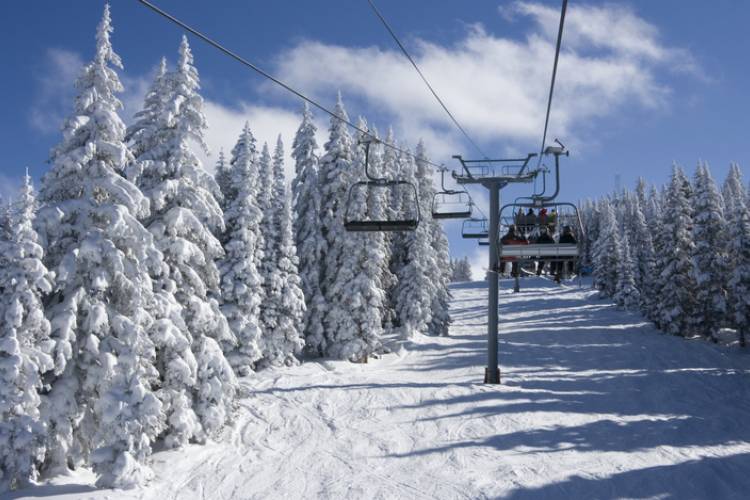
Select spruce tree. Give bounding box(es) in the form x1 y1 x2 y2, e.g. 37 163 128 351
291 103 327 356
394 149 434 337
690 164 728 341
259 136 306 366
219 124 264 374
36 5 165 486
654 166 696 337
0 174 54 492
319 95 383 360
727 193 750 347
614 235 640 309
131 36 236 437
417 142 452 336
592 201 620 297
630 194 657 318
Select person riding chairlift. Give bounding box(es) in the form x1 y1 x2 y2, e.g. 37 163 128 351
554 225 577 282
534 225 555 276
500 224 527 277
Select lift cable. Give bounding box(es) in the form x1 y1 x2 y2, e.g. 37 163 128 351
525 0 568 174
365 0 488 160
135 0 446 170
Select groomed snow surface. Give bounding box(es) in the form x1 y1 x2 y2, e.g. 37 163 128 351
9 277 750 500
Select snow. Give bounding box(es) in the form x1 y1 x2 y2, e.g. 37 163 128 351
10 277 750 499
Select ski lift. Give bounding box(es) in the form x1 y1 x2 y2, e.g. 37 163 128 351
431 167 473 219
478 236 490 246
461 217 489 239
344 138 420 232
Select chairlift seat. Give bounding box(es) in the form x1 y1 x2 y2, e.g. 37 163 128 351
433 209 473 220
500 243 578 258
344 219 418 232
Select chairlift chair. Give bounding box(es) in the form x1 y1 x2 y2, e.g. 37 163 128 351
461 217 489 239
344 138 420 232
431 167 473 219
498 201 584 264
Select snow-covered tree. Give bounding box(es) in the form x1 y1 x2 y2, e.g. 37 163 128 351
417 142 452 336
36 6 165 487
722 164 745 215
592 200 620 297
257 142 276 342
125 57 168 162
219 123 264 374
653 166 696 336
259 138 305 366
0 174 54 492
451 257 473 282
319 96 383 360
727 191 750 347
393 149 434 337
130 36 236 437
614 235 640 310
689 164 728 341
213 149 232 211
291 103 327 356
630 193 657 318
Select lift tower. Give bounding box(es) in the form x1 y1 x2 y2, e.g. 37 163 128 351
452 154 539 383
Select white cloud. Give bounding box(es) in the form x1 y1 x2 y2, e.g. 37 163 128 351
29 48 84 133
268 2 697 159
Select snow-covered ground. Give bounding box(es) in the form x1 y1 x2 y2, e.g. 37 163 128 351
9 277 750 500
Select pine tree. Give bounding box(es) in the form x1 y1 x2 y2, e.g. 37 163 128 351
630 193 657 318
653 166 696 336
0 174 54 492
417 142 452 337
690 164 728 341
722 164 747 331
592 201 621 297
394 149 434 337
614 235 640 309
219 124 264 374
125 57 168 162
258 136 306 366
131 36 236 438
257 142 276 344
36 5 165 486
213 149 232 211
451 257 473 282
727 192 750 347
291 103 326 356
319 95 383 360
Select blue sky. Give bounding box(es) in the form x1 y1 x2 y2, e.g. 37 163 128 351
1 1 748 269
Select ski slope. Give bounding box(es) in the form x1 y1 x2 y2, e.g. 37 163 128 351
10 277 750 500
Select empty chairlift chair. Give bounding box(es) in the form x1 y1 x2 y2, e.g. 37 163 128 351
432 167 473 219
344 138 420 232
461 217 489 239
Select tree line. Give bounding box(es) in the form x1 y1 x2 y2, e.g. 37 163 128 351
0 5 451 492
581 163 750 346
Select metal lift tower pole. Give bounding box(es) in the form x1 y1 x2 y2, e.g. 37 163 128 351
453 154 537 384
486 180 501 384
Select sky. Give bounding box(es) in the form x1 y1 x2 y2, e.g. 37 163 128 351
1 0 749 275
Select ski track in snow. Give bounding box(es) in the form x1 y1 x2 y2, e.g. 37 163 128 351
8 277 750 500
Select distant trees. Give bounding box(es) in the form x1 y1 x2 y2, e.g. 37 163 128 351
583 162 749 346
450 257 473 282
